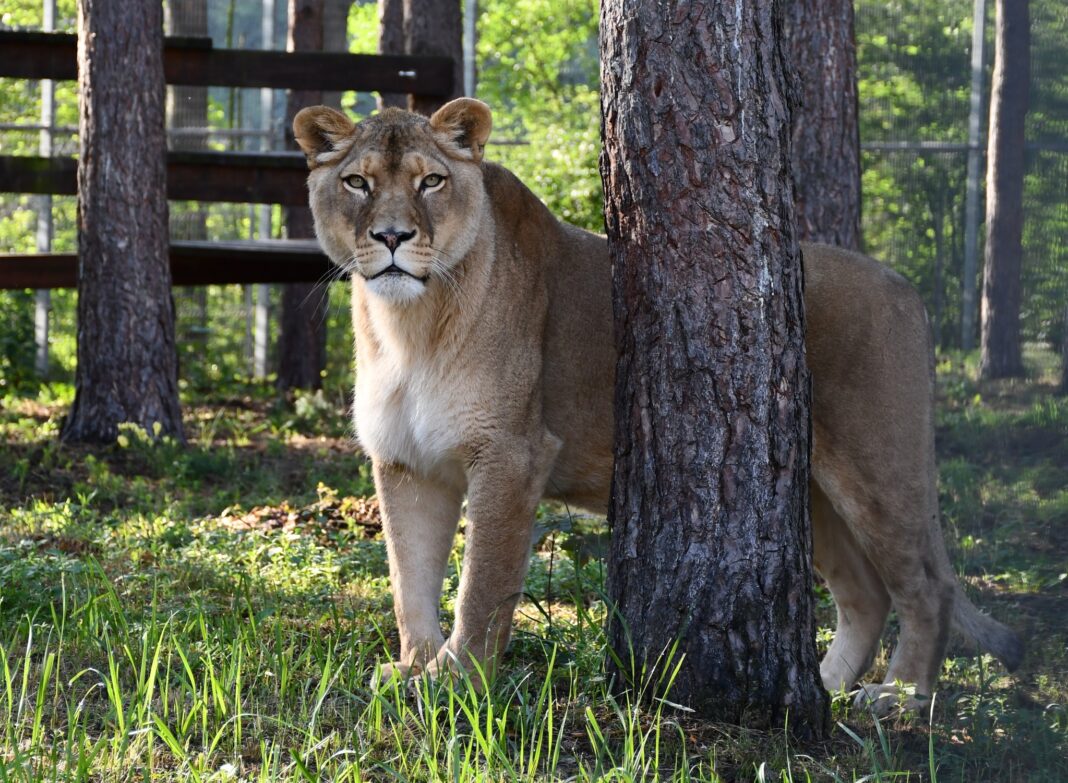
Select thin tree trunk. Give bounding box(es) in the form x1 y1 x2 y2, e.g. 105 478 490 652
165 0 209 154
933 200 945 349
63 0 184 444
601 0 828 738
377 0 407 109
166 0 210 351
322 0 351 109
278 0 351 390
980 0 1029 379
403 0 462 115
785 0 861 249
1060 307 1068 394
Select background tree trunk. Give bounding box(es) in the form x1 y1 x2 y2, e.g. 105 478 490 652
403 0 462 115
785 0 862 249
277 0 352 391
980 0 1030 379
1060 306 1068 395
165 0 209 154
166 0 210 351
600 0 828 737
377 0 407 110
63 0 184 444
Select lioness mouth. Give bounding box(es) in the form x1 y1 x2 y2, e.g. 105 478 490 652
367 264 426 282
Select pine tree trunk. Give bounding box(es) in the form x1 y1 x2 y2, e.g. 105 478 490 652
322 0 352 109
278 0 351 390
404 0 462 115
377 0 407 109
980 0 1029 379
785 0 861 249
63 0 184 444
601 0 828 737
278 208 327 389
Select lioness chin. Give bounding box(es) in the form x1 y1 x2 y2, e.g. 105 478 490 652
294 98 1022 716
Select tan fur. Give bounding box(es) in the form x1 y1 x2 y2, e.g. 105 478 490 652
294 99 1022 712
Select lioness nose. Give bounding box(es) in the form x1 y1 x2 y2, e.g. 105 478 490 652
370 228 417 253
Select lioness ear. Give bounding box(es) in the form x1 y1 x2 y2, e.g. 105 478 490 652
293 106 355 169
428 98 492 162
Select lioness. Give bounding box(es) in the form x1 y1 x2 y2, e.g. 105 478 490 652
293 98 1022 714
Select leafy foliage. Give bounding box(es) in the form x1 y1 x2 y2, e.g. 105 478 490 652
477 0 603 231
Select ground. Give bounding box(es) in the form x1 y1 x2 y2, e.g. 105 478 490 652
0 350 1065 782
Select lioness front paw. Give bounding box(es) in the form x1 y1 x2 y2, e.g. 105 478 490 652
370 661 418 689
423 645 496 691
424 650 466 681
854 683 931 718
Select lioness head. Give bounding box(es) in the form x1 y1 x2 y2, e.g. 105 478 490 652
293 98 493 304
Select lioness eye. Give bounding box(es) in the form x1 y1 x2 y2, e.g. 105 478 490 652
420 174 445 190
342 174 368 192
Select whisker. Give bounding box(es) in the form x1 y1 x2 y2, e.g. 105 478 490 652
428 255 468 315
428 245 464 266
295 254 356 332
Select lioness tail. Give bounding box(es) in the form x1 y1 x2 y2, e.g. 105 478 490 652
952 585 1024 671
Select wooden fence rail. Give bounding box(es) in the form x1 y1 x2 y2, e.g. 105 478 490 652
0 241 334 290
1 152 310 205
0 31 453 95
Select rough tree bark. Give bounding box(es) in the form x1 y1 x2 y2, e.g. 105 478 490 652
278 0 352 390
377 0 407 109
785 0 861 249
403 0 462 115
601 0 828 737
63 0 184 444
980 0 1030 379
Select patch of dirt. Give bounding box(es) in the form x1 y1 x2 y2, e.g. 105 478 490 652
217 493 382 544
16 532 103 558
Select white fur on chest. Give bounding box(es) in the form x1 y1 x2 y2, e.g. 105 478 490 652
353 353 465 479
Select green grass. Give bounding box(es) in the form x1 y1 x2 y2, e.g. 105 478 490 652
0 350 1065 781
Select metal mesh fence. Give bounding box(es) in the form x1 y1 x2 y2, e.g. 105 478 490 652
855 0 1068 351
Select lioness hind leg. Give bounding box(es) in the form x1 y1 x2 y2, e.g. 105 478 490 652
813 458 954 715
866 554 954 714
812 483 890 695
374 462 464 682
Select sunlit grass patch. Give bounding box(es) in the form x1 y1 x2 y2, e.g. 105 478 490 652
0 357 1065 780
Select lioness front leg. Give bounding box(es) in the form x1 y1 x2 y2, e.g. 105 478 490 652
374 462 463 682
428 433 561 684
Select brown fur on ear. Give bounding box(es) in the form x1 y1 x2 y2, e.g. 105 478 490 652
428 98 492 162
293 106 355 169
